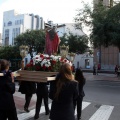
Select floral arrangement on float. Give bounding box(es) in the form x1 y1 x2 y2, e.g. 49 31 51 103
16 53 72 82
25 53 72 72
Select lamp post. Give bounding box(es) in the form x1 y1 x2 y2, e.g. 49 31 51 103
19 45 29 70
60 44 69 59
68 52 76 63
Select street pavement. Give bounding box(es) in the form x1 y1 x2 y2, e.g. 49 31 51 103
14 72 120 120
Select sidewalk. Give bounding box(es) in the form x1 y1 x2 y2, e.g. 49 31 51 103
82 68 114 74
84 72 119 81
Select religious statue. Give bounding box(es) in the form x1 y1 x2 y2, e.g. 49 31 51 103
45 26 60 55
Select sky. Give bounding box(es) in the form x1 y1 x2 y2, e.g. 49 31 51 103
0 0 93 33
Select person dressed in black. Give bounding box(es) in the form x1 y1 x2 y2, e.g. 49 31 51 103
19 81 36 112
0 59 18 120
34 82 50 119
93 65 96 75
49 63 79 120
74 68 86 120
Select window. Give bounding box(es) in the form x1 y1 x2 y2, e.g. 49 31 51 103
5 29 9 45
8 21 12 26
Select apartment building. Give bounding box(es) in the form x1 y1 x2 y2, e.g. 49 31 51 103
2 10 44 46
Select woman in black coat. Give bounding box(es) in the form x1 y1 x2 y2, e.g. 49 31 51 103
0 59 18 120
49 63 79 120
74 68 86 120
19 81 36 112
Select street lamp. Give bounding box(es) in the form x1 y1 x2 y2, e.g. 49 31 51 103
19 45 29 70
68 52 76 63
60 44 69 59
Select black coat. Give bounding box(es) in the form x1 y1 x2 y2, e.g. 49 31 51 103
0 71 16 110
49 80 79 120
78 78 86 98
36 82 49 96
19 81 36 95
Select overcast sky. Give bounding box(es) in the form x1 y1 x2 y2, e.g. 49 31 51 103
0 0 93 33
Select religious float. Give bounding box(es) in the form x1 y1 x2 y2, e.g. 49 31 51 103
0 27 75 82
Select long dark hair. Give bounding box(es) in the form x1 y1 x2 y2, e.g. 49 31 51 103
0 59 9 72
49 27 56 40
55 63 73 99
75 68 85 82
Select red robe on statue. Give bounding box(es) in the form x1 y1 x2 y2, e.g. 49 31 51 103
45 31 60 55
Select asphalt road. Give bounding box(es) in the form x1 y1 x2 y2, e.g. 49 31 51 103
82 80 120 120
84 80 120 105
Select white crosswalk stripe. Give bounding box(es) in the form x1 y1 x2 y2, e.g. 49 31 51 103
89 105 114 120
18 101 91 120
75 101 91 115
17 101 114 120
18 104 51 120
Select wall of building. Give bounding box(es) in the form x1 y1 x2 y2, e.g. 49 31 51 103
94 46 119 70
57 26 66 37
57 23 85 37
73 53 93 69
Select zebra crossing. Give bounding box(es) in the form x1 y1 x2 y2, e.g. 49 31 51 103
17 101 115 120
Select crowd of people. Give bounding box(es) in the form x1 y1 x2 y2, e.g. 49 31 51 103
0 59 86 120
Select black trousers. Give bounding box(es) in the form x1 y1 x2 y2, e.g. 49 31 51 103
24 94 32 108
0 108 18 120
74 96 83 119
35 93 49 115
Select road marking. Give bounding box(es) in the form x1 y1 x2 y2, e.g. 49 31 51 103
18 103 51 120
75 101 91 115
89 105 114 120
18 102 114 120
18 101 90 120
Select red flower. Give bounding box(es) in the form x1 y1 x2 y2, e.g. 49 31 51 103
52 60 56 64
40 54 44 58
26 63 31 67
36 66 40 70
64 59 67 62
30 59 33 65
48 66 51 70
60 58 64 61
47 57 50 59
42 64 46 70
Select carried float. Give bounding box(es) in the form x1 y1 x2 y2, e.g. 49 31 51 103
0 27 75 82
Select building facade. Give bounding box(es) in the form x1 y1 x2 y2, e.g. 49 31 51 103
94 46 119 70
57 23 85 37
2 10 44 46
72 53 93 69
93 0 119 70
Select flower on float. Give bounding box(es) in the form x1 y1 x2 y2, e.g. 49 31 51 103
26 53 72 71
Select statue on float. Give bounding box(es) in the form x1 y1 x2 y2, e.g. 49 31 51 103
45 26 61 55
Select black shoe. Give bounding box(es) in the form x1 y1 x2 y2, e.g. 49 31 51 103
34 114 39 119
45 109 50 115
24 107 30 112
45 111 50 115
77 117 81 120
